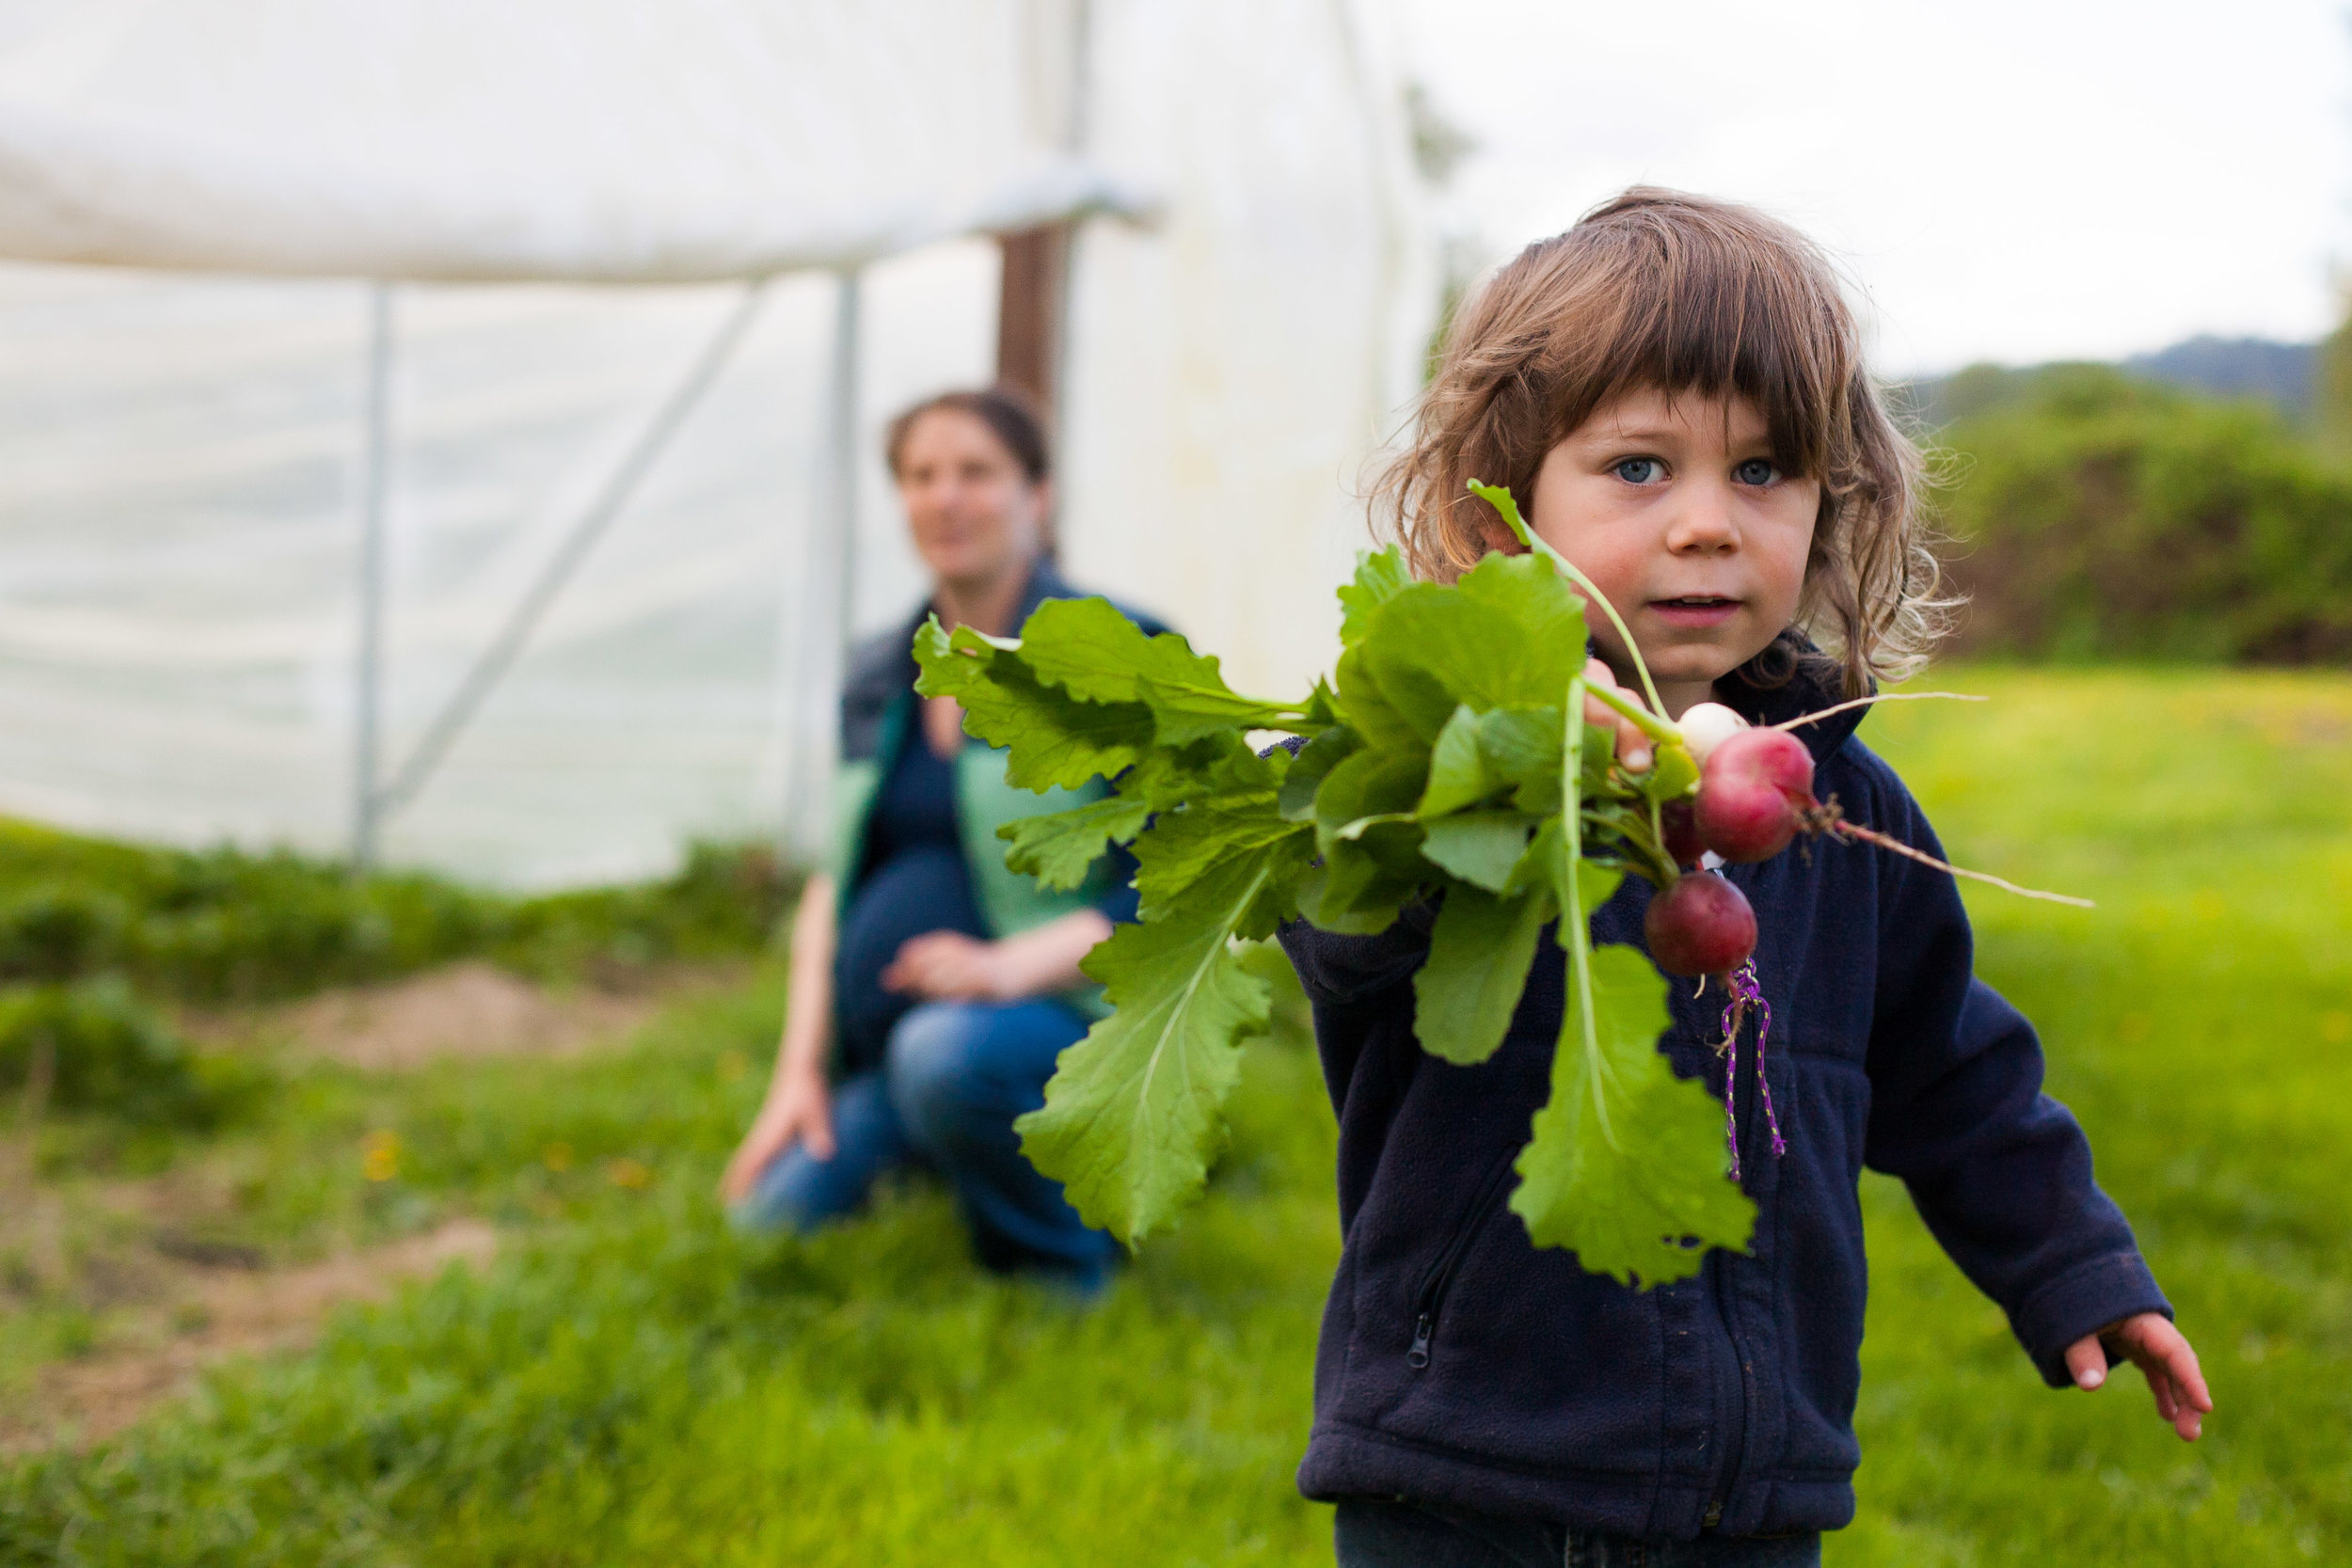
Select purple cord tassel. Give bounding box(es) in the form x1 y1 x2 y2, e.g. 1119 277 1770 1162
1718 958 1786 1180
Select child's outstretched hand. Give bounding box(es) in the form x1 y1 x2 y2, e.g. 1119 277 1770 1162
2065 1314 2211 1440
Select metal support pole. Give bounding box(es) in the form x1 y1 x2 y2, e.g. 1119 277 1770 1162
352 281 393 872
829 268 862 642
780 268 862 862
1052 0 1092 550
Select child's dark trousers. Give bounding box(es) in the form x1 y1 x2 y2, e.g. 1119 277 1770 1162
1335 1497 1821 1567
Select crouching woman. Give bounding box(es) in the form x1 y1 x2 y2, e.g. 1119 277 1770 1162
719 388 1153 1291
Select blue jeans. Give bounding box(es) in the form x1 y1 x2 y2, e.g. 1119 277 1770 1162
730 999 1118 1284
1334 1498 1821 1568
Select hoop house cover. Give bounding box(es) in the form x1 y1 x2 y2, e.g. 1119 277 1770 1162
0 0 1139 280
0 1 1434 887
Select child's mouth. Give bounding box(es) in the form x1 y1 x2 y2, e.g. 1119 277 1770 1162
1647 595 1741 628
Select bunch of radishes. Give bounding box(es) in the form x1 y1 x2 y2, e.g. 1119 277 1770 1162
1642 705 1819 978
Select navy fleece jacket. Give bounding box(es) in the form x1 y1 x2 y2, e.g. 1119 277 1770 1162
1276 658 2169 1539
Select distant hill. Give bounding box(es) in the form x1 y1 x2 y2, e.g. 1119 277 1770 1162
2123 336 2313 413
1899 335 2317 431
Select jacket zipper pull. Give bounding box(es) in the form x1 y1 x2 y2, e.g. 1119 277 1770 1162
1406 1313 1433 1369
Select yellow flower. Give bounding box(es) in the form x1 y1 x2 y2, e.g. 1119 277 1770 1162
362 1130 401 1182
607 1157 652 1190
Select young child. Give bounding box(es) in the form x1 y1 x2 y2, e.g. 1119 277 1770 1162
1279 189 2211 1568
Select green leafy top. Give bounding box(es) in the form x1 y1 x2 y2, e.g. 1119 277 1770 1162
912 488 1753 1287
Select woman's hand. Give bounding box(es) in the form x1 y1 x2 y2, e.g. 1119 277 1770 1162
883 909 1115 1005
2064 1313 2212 1440
1582 657 1658 770
882 930 1014 1002
719 876 838 1205
718 1065 834 1202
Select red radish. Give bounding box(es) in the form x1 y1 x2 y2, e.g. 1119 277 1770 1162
1660 798 1705 868
1694 727 1817 863
1644 871 1757 976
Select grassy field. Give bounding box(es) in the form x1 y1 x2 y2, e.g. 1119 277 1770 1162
1841 669 2352 1563
3 667 2347 1564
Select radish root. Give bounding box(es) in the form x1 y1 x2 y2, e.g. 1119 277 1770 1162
1773 691 1989 732
1804 805 2094 908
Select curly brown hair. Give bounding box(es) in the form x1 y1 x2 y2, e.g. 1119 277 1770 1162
1377 188 1948 697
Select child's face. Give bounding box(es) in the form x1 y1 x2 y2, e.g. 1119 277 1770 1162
1528 388 1820 716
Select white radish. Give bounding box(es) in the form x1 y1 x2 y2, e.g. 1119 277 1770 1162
1675 702 1750 764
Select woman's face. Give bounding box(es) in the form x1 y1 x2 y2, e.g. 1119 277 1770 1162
894 409 1048 590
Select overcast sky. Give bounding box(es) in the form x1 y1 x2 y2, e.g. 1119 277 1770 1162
1400 0 2352 375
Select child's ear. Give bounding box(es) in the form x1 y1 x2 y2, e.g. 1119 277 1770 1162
1475 515 1523 556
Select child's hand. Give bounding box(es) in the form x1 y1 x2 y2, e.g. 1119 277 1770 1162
2065 1313 2211 1440
1581 657 1657 771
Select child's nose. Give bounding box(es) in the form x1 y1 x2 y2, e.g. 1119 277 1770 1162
1667 482 1739 551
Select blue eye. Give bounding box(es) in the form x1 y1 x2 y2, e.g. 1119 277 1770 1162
1613 457 1664 484
1734 457 1778 486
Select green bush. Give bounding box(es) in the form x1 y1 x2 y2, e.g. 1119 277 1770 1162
493 840 798 983
1935 366 2352 662
0 977 226 1127
0 822 796 1004
0 885 132 981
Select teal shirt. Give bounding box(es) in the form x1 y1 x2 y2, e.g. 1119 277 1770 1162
826 562 1169 1022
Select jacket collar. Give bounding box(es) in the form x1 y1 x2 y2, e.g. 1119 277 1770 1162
1579 628 1869 767
891 555 1071 654
860 555 1072 700
1715 638 1868 767
1010 556 1077 624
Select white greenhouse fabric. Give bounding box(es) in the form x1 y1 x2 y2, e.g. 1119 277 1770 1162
0 1 1434 887
0 0 1140 280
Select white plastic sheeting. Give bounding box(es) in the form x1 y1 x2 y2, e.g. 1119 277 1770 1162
0 1 1434 887
1061 1 1431 712
0 0 1141 280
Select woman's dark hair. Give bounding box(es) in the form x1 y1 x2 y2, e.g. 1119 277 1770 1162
883 385 1052 484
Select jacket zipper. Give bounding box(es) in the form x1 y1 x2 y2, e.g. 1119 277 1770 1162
1705 1274 1747 1530
1706 1045 1754 1528
1406 1151 1519 1370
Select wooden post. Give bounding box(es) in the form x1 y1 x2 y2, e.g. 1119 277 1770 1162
995 222 1069 425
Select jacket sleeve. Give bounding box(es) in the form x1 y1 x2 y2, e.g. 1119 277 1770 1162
1094 840 1142 926
1276 896 1437 1114
1858 767 2171 1387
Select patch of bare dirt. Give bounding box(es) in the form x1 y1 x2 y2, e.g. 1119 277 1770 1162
0 960 735 1451
2 1217 497 1453
214 959 726 1070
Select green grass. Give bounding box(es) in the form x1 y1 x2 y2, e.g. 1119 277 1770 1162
0 978 787 1393
0 826 794 1164
1836 668 2352 1564
3 667 2348 1564
0 979 1338 1566
0 822 793 1005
